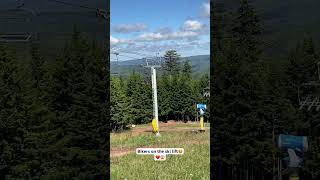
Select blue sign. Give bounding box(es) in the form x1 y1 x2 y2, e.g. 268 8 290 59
278 134 308 152
199 109 205 115
278 134 308 168
197 104 206 110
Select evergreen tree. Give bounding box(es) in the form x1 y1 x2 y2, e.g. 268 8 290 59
286 38 320 178
182 61 192 80
158 75 172 121
231 0 262 63
0 43 30 178
286 37 319 104
11 41 54 178
212 1 277 178
30 42 45 89
163 50 181 75
126 72 152 124
179 61 195 121
110 76 132 130
33 30 109 178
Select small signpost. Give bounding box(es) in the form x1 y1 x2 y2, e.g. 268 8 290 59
277 134 308 180
196 103 206 132
278 134 308 152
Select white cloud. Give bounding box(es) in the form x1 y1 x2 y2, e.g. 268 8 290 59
110 36 133 45
171 31 199 39
200 2 210 18
155 27 172 34
135 20 208 42
138 32 165 41
112 23 147 33
137 30 199 42
110 16 209 57
181 20 203 31
110 36 119 45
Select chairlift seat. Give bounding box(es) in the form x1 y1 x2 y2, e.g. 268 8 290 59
0 33 32 42
298 81 320 111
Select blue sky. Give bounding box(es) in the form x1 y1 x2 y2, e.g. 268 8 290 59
110 0 210 61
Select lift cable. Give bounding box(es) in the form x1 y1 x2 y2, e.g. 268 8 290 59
47 0 97 10
47 0 107 19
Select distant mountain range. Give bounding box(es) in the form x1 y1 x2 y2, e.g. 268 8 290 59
110 55 210 78
217 0 320 57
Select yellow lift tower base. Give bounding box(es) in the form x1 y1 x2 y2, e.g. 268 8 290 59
152 118 158 133
199 116 205 132
289 176 299 180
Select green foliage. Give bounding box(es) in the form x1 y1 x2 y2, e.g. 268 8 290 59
43 30 108 177
126 72 152 124
110 51 209 126
1 29 108 178
110 76 133 131
163 50 181 75
286 37 319 103
110 55 210 79
0 43 32 178
231 0 262 64
213 0 320 179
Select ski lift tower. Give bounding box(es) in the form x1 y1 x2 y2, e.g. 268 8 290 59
298 62 320 111
113 52 119 65
111 51 120 76
144 56 162 137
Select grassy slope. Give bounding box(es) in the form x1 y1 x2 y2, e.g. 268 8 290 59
110 123 210 180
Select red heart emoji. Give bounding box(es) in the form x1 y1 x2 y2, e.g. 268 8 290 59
156 155 160 159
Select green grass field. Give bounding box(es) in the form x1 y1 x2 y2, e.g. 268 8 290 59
110 122 210 180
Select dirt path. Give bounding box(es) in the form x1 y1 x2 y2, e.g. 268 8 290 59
110 139 209 158
111 121 209 158
128 120 200 136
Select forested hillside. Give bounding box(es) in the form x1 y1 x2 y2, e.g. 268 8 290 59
0 30 108 178
110 54 210 79
212 0 320 179
217 0 320 56
110 50 210 131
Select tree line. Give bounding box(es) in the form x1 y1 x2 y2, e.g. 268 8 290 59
111 50 210 131
0 29 108 178
212 0 320 179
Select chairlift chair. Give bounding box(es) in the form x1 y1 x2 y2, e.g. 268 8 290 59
144 57 162 67
0 33 33 42
298 62 320 111
0 4 37 43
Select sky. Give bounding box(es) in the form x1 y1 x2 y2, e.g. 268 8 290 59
110 0 210 61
